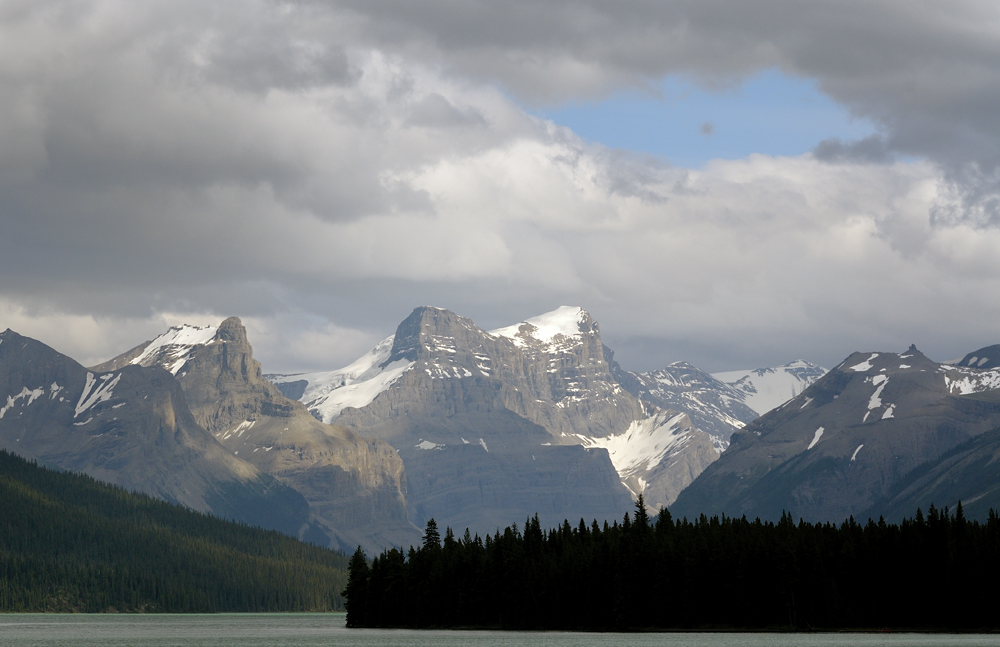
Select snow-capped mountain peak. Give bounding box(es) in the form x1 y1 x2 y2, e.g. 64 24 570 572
489 306 589 349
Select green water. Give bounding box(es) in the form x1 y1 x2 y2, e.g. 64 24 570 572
1 614 998 647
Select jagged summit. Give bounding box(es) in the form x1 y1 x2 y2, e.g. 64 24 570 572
382 306 491 370
269 305 719 527
96 316 418 554
0 328 310 535
216 316 247 342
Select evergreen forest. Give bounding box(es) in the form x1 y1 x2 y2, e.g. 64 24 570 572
0 450 348 612
344 495 1000 631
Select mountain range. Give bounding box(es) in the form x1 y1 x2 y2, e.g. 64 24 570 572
5 305 1000 550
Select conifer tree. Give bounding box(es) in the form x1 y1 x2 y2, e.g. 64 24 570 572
342 547 370 627
423 518 441 551
634 494 650 530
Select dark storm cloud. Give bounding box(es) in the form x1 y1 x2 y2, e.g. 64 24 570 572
813 135 893 164
3 0 1000 375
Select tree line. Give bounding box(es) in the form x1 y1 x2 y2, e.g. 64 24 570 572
0 450 348 612
344 495 1000 630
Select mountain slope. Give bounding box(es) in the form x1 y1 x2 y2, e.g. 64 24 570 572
866 390 1000 521
270 306 718 525
957 344 1000 370
93 318 419 553
0 449 346 612
611 359 827 453
671 346 1000 522
0 329 308 535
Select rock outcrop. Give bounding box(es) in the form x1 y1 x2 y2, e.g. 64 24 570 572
94 317 419 553
0 329 310 536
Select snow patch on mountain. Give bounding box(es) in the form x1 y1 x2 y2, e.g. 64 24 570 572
74 372 121 418
220 419 256 441
868 376 888 410
1 386 46 419
943 365 1000 395
132 324 218 375
268 336 414 423
847 354 879 372
573 411 693 484
489 306 586 348
713 360 828 415
851 444 864 461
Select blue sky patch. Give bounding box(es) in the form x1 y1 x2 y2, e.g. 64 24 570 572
540 69 877 168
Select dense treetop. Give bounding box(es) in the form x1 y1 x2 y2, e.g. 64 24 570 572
345 495 1000 631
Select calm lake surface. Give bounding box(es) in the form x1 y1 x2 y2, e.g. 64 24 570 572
1 614 999 647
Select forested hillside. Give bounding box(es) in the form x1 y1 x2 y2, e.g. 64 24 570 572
0 450 347 612
345 496 1000 630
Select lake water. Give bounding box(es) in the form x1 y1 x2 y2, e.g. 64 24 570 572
1 614 998 647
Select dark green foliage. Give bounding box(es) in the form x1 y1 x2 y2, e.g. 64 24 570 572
345 499 1000 630
0 450 347 612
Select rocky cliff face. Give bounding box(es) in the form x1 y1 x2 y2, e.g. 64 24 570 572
0 329 310 536
94 318 418 553
488 307 645 439
672 347 1000 522
271 306 719 523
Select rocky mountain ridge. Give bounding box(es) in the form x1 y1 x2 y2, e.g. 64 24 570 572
93 317 419 553
672 346 1000 522
0 328 310 536
8 304 1000 544
270 306 720 522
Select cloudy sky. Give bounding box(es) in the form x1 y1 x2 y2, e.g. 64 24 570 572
3 0 1000 373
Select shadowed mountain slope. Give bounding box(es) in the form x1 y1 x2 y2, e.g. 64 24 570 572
672 346 1000 522
0 329 308 535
